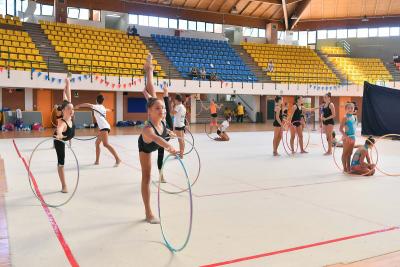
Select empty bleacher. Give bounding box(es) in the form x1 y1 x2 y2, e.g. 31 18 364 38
40 21 164 77
320 46 347 56
0 28 47 71
242 43 339 84
0 15 22 27
152 34 257 82
329 57 392 85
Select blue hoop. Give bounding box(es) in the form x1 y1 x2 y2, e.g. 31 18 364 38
157 154 193 252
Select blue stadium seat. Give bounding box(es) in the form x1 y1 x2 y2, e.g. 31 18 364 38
152 35 257 82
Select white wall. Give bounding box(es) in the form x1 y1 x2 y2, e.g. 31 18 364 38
135 25 226 41
0 70 385 97
67 18 105 29
235 95 260 122
24 88 33 111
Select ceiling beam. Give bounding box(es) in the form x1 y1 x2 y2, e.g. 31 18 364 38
206 0 218 10
270 5 282 19
195 0 205 9
250 2 266 16
239 1 254 15
222 0 241 12
282 0 289 30
289 0 311 30
260 3 275 18
387 0 393 16
257 0 303 4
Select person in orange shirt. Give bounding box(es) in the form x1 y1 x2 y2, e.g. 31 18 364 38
208 99 223 134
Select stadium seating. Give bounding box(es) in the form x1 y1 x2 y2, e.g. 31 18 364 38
152 34 256 82
40 21 164 77
320 46 347 56
242 43 339 84
329 57 392 85
0 28 47 71
0 15 22 27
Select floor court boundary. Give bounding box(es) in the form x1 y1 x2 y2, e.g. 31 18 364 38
12 139 80 267
200 226 400 267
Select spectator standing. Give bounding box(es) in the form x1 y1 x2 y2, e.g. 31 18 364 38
236 102 244 123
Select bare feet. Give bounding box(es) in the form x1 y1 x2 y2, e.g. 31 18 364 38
273 152 280 156
61 187 68 193
114 159 121 167
94 161 99 165
300 150 308 153
146 215 160 224
324 152 332 156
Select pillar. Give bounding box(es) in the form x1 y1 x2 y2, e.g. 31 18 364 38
266 23 278 44
0 88 2 109
25 88 33 111
190 95 196 123
314 96 319 123
116 91 123 122
54 0 68 23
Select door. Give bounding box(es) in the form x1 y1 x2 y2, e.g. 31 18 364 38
267 99 275 120
36 89 52 128
101 92 116 126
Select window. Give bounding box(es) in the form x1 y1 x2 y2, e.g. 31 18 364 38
159 17 168 28
0 0 4 16
78 8 89 20
197 21 205 31
188 21 196 31
67 7 79 19
357 28 368 38
317 30 327 39
178 19 187 30
16 0 28 13
206 23 213 32
307 31 316 44
6 0 14 15
169 18 177 29
368 28 378 37
327 30 336 39
128 14 138 25
148 16 158 27
378 27 390 37
298 31 307 46
390 27 400 36
250 28 258 37
259 29 266 38
348 29 357 38
337 29 347 39
138 15 149 26
214 23 222 33
293 31 299 41
243 27 251 37
93 10 101 22
278 31 286 40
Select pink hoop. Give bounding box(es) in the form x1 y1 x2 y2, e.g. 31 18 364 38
374 134 400 176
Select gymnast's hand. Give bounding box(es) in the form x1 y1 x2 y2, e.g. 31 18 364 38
168 131 177 138
166 146 178 155
54 133 66 140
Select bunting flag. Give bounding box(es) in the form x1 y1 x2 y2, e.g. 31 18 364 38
51 77 56 83
0 67 4 72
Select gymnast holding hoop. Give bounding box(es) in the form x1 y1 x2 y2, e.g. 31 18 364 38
339 102 357 173
75 95 121 167
139 54 178 223
53 78 75 193
215 115 231 142
321 92 336 155
350 137 376 176
272 96 284 156
207 99 223 134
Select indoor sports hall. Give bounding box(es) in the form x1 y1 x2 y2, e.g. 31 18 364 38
0 0 400 266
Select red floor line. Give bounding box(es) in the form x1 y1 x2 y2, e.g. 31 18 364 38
200 226 400 267
12 140 79 267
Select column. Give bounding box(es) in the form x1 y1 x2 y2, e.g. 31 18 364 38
190 95 196 123
116 91 123 122
0 88 2 109
314 96 319 123
54 0 68 23
25 88 33 111
266 23 278 44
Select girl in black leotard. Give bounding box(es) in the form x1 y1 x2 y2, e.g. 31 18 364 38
53 78 75 193
321 92 336 155
139 54 178 224
289 96 308 153
273 96 283 156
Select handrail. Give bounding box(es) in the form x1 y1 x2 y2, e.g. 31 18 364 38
236 95 254 112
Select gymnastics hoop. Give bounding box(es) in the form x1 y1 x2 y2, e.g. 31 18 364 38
196 99 208 116
157 154 193 252
280 121 296 156
332 137 378 176
320 123 334 153
374 134 400 176
204 123 219 140
154 136 201 194
284 120 310 153
73 135 98 141
183 127 195 155
27 137 80 208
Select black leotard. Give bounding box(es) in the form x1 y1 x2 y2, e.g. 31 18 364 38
157 97 173 170
138 121 168 153
283 109 288 119
54 119 75 166
322 102 335 125
291 104 303 127
273 108 283 127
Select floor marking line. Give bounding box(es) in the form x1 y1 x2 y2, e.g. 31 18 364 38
12 140 80 267
200 226 400 267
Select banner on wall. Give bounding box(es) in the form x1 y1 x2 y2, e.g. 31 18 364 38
362 82 400 135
